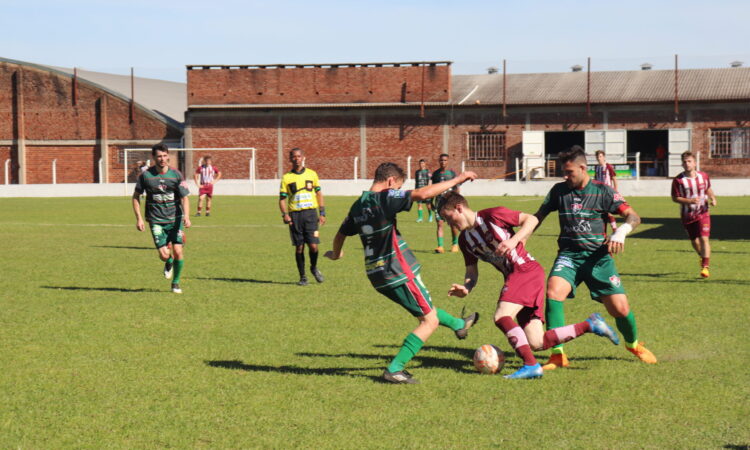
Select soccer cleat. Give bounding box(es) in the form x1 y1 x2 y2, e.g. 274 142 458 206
504 363 543 379
428 215 434 223
195 212 201 217
626 342 658 364
451 244 460 253
434 246 445 254
586 313 620 345
206 212 211 217
700 267 710 278
171 283 182 294
455 309 480 340
163 261 174 279
311 267 324 283
416 218 423 223
383 369 419 384
297 277 308 286
542 353 569 371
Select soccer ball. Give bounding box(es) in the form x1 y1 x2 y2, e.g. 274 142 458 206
473 344 505 374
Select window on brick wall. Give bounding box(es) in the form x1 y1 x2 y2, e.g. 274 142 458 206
467 131 506 161
710 128 750 158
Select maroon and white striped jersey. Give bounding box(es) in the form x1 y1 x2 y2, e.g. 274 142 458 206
594 163 616 188
458 207 537 278
196 164 220 185
672 171 711 224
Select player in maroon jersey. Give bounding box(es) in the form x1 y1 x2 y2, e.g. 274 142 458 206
671 151 717 278
594 150 618 232
438 192 620 379
194 155 222 217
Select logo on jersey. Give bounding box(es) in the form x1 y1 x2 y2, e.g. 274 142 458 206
564 219 592 234
572 202 583 215
609 275 621 287
305 180 314 191
387 189 407 198
158 180 167 192
613 192 624 202
151 225 164 236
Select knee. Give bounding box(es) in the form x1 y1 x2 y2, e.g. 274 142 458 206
608 300 630 318
527 335 544 351
295 246 305 254
424 313 440 331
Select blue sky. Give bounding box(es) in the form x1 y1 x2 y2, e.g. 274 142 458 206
2 0 748 82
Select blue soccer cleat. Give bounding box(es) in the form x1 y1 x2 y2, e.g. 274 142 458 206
504 363 543 379
586 313 620 345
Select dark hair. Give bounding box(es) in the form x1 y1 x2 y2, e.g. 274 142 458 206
151 143 169 156
419 159 426 163
289 148 303 158
595 150 605 157
559 145 587 165
681 151 695 161
437 191 468 214
374 162 405 182
203 155 212 161
439 153 449 159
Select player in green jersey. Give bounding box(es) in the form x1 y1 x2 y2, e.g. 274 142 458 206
533 146 656 369
325 162 479 384
414 159 433 223
431 153 460 253
132 144 192 294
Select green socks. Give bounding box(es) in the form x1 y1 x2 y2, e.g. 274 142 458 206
387 333 424 373
452 235 459 245
616 311 638 345
173 259 185 284
418 209 424 220
546 298 566 353
437 308 464 331
167 256 173 265
437 237 444 247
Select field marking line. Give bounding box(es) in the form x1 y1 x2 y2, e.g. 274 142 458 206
0 222 283 228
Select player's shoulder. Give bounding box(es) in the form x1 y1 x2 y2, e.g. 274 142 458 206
169 167 185 178
305 168 320 177
698 170 710 179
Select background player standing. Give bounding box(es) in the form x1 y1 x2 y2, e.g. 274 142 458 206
194 155 221 217
132 144 191 294
594 150 618 231
671 151 717 278
279 148 326 286
414 159 433 223
439 192 619 379
325 163 479 384
431 153 460 253
533 146 656 370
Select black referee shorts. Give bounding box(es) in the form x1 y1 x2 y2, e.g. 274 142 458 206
289 209 320 246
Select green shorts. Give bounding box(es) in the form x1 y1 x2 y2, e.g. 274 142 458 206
549 247 625 301
376 274 435 317
150 221 185 249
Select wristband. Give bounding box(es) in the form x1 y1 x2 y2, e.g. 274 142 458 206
319 207 326 217
281 213 288 218
610 223 632 244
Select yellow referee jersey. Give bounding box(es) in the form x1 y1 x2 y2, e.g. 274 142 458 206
280 168 321 211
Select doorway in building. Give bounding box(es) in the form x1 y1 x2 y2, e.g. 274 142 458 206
627 130 668 177
545 131 584 177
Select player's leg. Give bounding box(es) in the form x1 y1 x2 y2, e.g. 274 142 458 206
698 215 711 277
150 223 174 279
205 192 212 216
196 193 204 216
168 224 186 293
410 274 476 338
542 275 574 370
435 219 445 253
305 210 323 283
416 201 424 222
494 302 542 379
426 201 434 222
450 225 460 253
599 293 656 364
289 212 308 285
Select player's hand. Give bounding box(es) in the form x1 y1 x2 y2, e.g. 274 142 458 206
319 215 327 226
283 214 292 225
496 237 518 257
448 284 469 298
324 250 342 260
690 198 701 205
459 171 478 183
607 239 624 255
711 198 717 207
184 217 192 228
136 219 145 232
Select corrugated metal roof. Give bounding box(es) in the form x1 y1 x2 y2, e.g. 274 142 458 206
189 102 450 110
452 68 750 105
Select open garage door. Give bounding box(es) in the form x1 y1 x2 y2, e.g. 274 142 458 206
585 129 627 164
522 130 545 179
668 128 691 177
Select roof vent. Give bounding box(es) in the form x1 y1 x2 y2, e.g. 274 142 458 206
571 65 583 72
641 63 653 70
487 66 499 74
730 61 743 68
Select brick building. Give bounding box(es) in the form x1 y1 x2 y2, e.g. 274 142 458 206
0 58 182 184
185 61 750 180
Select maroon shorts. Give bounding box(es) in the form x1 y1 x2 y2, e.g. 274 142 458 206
684 214 710 240
199 184 214 197
498 262 546 327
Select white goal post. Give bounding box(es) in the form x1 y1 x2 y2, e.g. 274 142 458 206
123 147 257 195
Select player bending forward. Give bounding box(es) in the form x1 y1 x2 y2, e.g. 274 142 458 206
325 163 479 384
438 192 619 379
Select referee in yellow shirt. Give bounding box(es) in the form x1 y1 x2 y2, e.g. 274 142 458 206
279 148 326 285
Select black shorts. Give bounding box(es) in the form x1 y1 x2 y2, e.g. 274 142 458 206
289 209 320 246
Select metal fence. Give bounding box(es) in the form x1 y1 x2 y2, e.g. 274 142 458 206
710 128 750 159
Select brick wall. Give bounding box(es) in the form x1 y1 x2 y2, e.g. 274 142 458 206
0 146 16 184
26 146 97 184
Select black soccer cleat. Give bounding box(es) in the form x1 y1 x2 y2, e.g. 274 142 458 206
171 283 182 294
205 212 211 217
163 260 174 279
311 267 324 283
297 276 309 286
382 369 419 384
455 309 480 340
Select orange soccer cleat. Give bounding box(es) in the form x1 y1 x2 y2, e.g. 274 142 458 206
451 244 460 253
434 246 445 254
542 353 569 371
626 342 658 364
700 267 710 278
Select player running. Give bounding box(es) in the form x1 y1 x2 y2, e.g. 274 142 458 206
438 192 619 379
325 163 479 384
594 150 618 232
431 153 460 253
671 151 717 278
414 159 433 223
533 146 657 369
132 144 191 294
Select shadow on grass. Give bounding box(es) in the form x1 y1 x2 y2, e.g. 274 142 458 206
298 350 475 373
723 445 749 450
656 249 747 254
92 245 153 251
636 216 749 241
205 359 381 382
620 277 750 286
41 285 161 293
193 277 297 285
620 272 681 278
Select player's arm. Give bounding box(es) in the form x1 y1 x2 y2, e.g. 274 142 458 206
324 232 347 260
671 179 700 205
448 264 478 298
194 172 201 186
411 171 477 201
608 206 641 255
131 192 145 232
181 195 192 228
279 196 292 224
212 170 221 184
496 213 539 256
316 188 326 226
707 187 717 207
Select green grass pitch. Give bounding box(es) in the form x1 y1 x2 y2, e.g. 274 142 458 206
0 195 748 448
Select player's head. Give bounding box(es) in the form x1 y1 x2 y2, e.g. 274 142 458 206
419 159 427 169
559 145 588 188
203 155 212 165
438 153 449 169
374 162 405 189
437 191 473 231
289 148 304 170
681 151 696 172
151 144 169 167
595 150 606 165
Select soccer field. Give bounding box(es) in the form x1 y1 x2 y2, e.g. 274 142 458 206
0 195 748 448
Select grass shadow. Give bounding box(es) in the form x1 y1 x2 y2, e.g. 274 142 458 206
298 350 474 373
193 277 297 285
92 245 153 251
636 216 749 241
205 359 381 382
41 285 160 293
656 249 747 254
